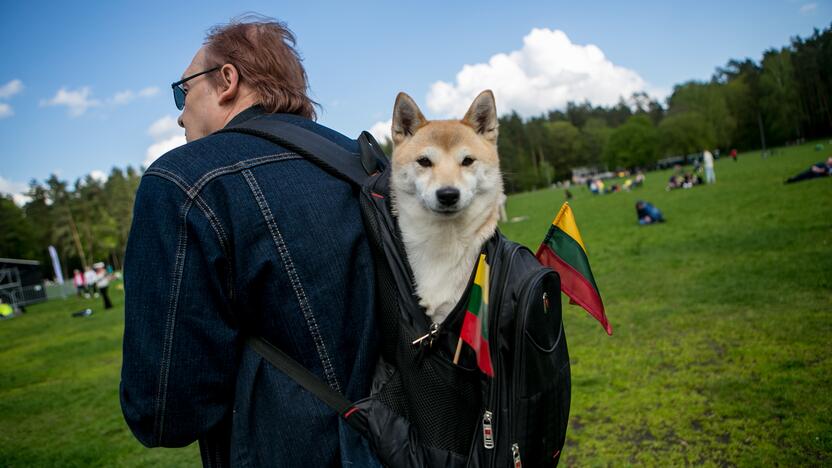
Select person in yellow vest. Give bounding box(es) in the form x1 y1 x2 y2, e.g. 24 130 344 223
0 300 13 318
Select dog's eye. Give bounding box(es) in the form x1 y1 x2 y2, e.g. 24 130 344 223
461 156 475 166
417 157 433 167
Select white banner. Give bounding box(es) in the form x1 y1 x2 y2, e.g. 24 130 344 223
48 245 64 284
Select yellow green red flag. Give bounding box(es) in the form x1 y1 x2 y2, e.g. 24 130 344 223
459 253 495 376
535 202 612 335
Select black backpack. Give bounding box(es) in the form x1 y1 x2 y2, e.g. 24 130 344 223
221 118 571 467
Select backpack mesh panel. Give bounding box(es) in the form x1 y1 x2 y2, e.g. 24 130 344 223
360 192 482 455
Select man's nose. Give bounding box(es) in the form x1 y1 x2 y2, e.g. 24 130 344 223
178 115 185 128
436 187 460 206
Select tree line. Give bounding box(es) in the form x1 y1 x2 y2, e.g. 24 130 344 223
1 168 141 278
1 24 830 275
494 23 831 192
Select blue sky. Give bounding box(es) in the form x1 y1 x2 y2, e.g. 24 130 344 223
0 0 828 201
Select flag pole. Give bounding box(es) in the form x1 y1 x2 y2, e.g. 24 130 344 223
453 336 463 364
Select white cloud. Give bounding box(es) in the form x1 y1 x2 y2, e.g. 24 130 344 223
41 85 159 116
148 115 181 140
139 87 159 98
144 115 185 167
0 79 24 118
109 86 160 105
800 3 817 13
426 28 663 119
111 90 135 105
0 175 30 206
369 119 392 145
41 87 101 117
145 136 186 167
0 79 23 99
89 170 107 183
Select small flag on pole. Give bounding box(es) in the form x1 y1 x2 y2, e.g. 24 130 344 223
458 253 495 376
535 202 612 335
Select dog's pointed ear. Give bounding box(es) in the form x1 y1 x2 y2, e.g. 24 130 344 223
392 92 426 147
462 90 498 144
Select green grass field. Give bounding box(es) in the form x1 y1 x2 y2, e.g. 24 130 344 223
0 287 200 467
1 142 830 467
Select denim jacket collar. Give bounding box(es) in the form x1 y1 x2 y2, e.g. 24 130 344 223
225 104 268 128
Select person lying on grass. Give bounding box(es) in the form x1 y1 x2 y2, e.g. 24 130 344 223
785 156 832 184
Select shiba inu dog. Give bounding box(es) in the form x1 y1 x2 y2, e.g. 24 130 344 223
390 90 504 324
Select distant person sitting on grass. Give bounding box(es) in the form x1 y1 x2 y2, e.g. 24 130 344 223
636 200 665 225
667 174 680 190
682 173 703 189
785 156 832 184
589 178 602 194
634 171 645 186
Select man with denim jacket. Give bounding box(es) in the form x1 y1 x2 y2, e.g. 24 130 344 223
120 17 380 467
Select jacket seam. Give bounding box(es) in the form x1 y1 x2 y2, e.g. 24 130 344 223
153 196 193 444
188 152 297 197
214 439 222 468
200 441 212 468
192 195 236 303
240 168 342 393
144 167 191 193
144 152 301 199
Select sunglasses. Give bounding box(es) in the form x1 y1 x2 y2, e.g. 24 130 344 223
171 66 220 110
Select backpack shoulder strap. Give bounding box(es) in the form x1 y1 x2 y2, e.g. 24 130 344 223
246 336 364 427
218 116 384 186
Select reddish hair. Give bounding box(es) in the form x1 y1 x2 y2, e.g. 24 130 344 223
204 15 317 119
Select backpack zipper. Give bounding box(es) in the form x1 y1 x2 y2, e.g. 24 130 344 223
411 322 440 347
512 442 522 468
486 242 522 468
482 410 494 449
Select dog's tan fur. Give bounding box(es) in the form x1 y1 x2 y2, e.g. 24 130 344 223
390 90 504 324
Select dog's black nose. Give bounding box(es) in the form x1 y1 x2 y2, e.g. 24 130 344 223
436 187 460 206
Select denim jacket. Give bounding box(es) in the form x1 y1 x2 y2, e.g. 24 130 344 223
121 108 381 467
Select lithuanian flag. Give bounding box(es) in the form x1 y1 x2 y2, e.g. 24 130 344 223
460 253 495 376
535 202 612 335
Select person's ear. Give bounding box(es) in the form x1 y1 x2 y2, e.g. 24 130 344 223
217 63 240 105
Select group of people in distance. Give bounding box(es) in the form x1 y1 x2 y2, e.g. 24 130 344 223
588 171 645 195
647 149 831 224
72 263 114 310
588 148 829 227
666 171 704 190
665 149 722 191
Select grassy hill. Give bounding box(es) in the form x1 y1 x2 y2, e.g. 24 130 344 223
500 143 831 465
1 141 829 466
